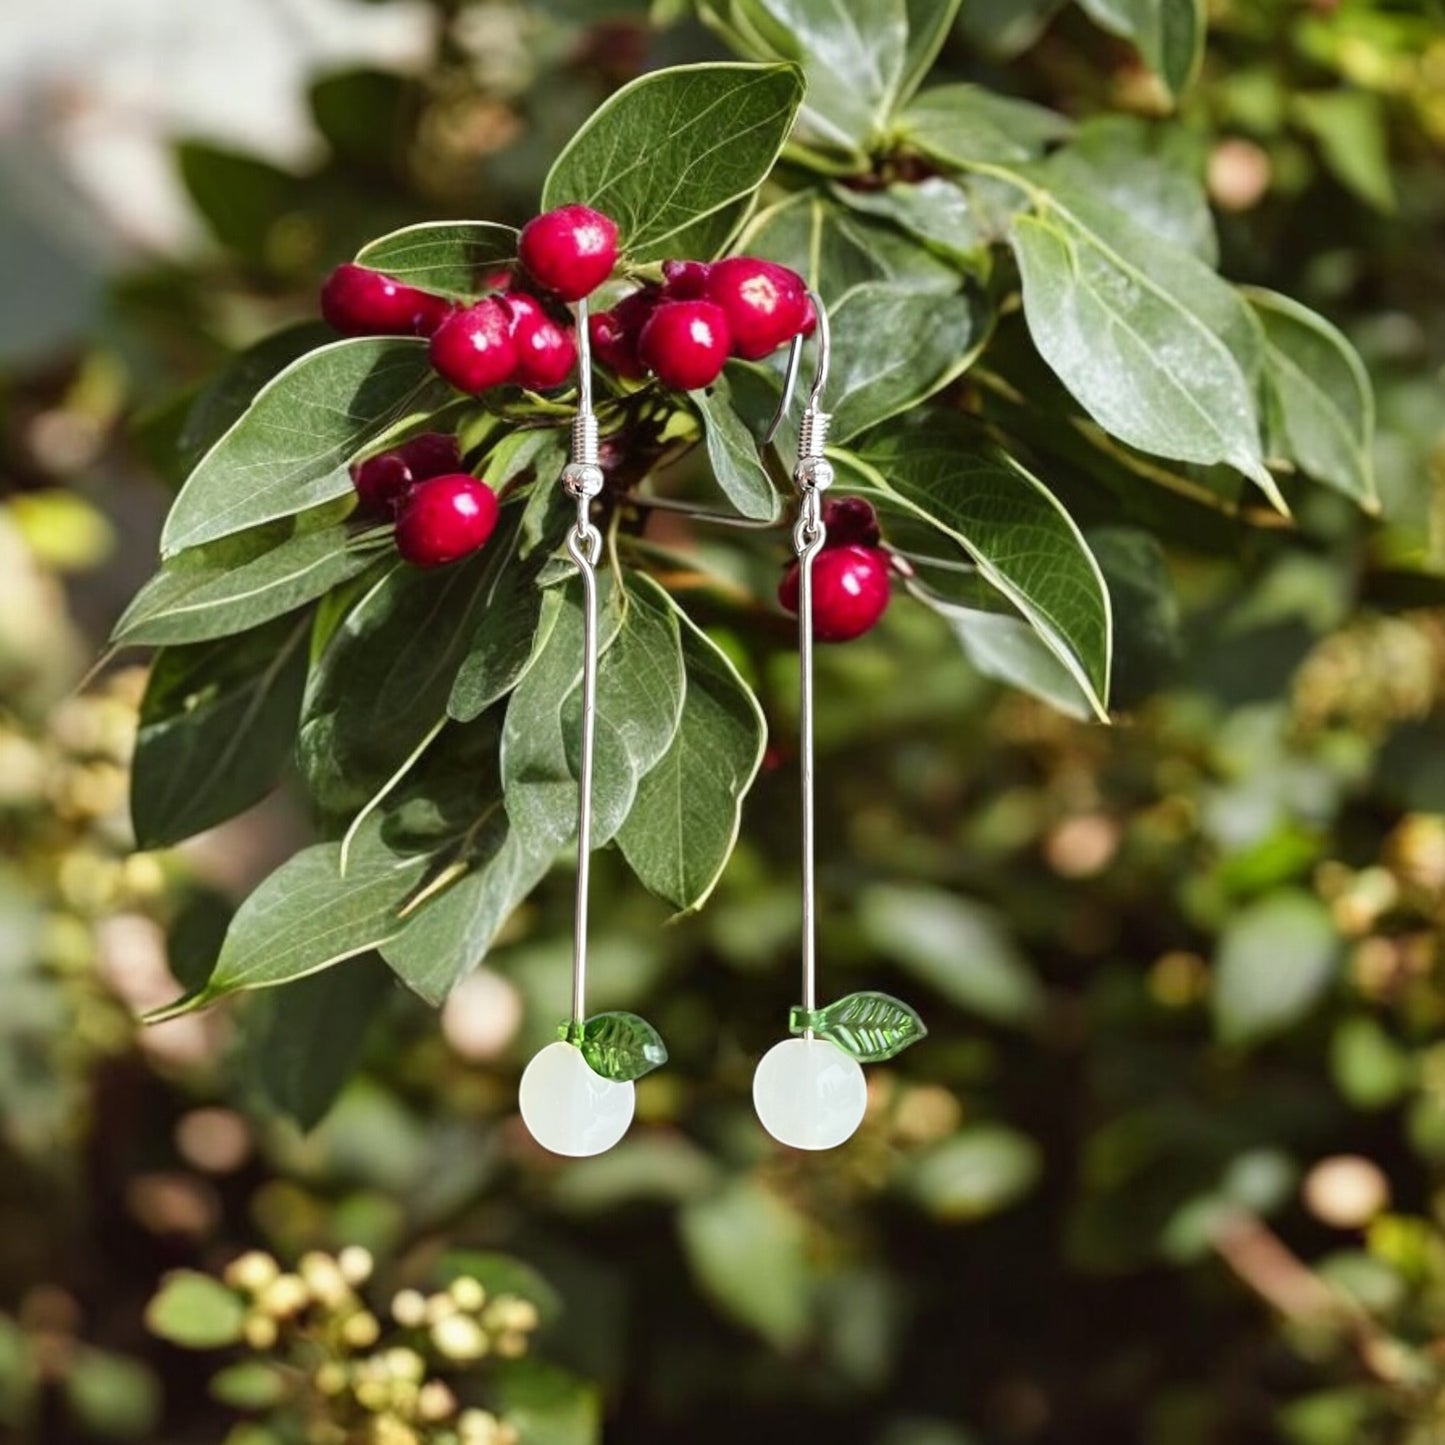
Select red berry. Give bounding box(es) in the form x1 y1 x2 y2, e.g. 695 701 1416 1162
394 432 463 482
351 452 413 514
395 475 499 568
429 299 517 393
705 257 809 360
778 544 892 642
661 259 711 299
504 293 577 390
350 432 463 515
321 263 453 338
799 295 818 338
638 300 731 391
821 496 881 549
519 205 619 302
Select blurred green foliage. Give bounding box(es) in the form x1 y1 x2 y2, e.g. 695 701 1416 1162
3 1 1445 1442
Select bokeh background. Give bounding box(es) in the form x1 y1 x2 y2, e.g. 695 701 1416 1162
4 1 1445 1442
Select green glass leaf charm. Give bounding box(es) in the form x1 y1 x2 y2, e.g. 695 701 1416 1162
561 1012 669 1083
789 992 927 1063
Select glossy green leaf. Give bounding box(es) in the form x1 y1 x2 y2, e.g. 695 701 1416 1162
831 178 991 271
252 953 393 1130
899 1126 1043 1220
900 0 966 104
679 1180 811 1350
542 63 804 262
161 338 449 556
694 376 781 521
791 991 926 1061
571 1011 669 1081
131 615 309 849
829 283 991 442
740 190 961 299
617 605 767 912
503 574 685 853
898 84 1072 167
150 805 469 1016
1245 287 1378 511
1046 114 1216 263
853 412 1113 716
1213 892 1340 1046
145 1272 245 1349
354 221 518 299
115 519 382 645
1007 176 1280 507
1076 0 1206 99
299 503 549 816
858 884 1046 1025
748 0 909 154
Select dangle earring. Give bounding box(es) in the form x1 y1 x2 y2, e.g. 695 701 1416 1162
518 298 667 1158
752 297 927 1151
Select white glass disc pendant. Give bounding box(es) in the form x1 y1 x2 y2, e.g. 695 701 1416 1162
520 1041 634 1157
752 1036 867 1151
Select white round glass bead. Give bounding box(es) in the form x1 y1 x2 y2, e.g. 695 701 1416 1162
519 1040 635 1157
752 1036 868 1151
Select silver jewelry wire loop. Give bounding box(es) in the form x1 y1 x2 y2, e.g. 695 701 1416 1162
761 289 831 447
565 297 603 1027
759 289 833 1033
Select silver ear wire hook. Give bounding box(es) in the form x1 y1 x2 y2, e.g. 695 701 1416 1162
761 288 830 448
561 297 605 1025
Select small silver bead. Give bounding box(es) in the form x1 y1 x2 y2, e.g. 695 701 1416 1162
795 456 835 492
562 461 605 499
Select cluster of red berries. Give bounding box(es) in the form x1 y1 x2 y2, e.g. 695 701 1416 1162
590 257 815 392
778 498 894 642
350 433 498 569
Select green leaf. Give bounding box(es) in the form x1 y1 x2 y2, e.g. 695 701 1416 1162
491 1361 601 1445
176 142 303 263
542 63 804 263
64 1349 161 1440
679 1180 812 1350
572 1011 669 1081
115 519 381 645
791 991 926 1061
740 190 961 299
1293 89 1396 213
1245 287 1378 511
503 575 685 853
898 1125 1043 1220
252 953 393 1130
145 1271 246 1349
830 178 992 271
745 0 910 155
899 0 966 105
1006 176 1280 507
1046 115 1216 263
1212 892 1340 1046
1076 0 1206 99
695 375 781 521
299 503 548 815
209 1361 288 1412
828 283 991 442
898 84 1072 167
858 884 1045 1025
153 810 455 1016
130 615 309 849
956 0 1064 56
851 412 1113 716
617 604 767 912
354 221 519 299
161 338 449 556
178 323 334 478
